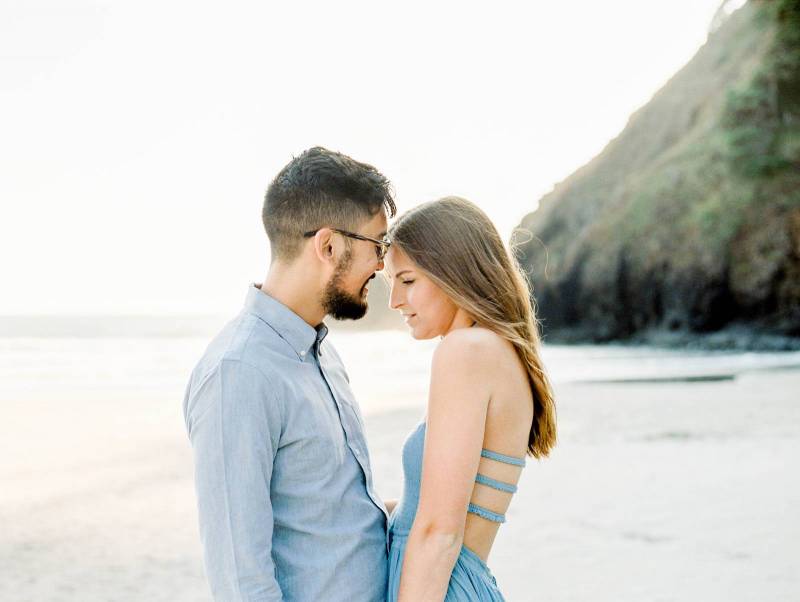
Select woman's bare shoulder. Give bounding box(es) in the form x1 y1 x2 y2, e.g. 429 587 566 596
434 326 512 372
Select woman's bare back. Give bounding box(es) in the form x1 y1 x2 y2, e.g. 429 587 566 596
461 327 534 561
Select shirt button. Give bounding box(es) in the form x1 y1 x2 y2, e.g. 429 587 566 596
300 351 306 357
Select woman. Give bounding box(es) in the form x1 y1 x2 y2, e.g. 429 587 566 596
382 196 557 601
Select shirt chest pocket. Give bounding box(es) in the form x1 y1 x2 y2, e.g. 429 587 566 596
277 388 348 483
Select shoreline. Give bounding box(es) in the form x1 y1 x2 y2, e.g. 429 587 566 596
541 326 800 352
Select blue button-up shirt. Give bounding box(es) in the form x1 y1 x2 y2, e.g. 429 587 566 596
183 284 389 601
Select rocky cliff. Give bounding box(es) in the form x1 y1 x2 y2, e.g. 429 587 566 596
512 0 800 348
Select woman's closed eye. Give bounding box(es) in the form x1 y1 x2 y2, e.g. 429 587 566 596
402 280 415 285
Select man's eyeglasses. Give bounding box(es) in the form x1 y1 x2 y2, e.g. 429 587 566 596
304 228 391 261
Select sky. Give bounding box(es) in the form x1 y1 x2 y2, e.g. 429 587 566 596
1 0 742 315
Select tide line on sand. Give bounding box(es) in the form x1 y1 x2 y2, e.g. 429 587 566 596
578 374 736 384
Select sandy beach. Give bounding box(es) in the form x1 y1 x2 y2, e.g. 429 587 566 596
373 368 800 601
1 336 798 601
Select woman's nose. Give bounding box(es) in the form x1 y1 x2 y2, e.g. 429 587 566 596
389 284 403 310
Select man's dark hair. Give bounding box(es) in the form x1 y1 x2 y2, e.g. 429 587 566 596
263 147 396 260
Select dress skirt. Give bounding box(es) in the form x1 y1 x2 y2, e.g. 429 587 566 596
387 530 506 601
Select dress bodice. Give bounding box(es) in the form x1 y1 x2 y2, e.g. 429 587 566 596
389 420 525 535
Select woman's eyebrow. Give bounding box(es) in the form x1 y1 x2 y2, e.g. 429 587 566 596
394 270 412 279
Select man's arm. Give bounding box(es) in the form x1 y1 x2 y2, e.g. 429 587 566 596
186 358 284 601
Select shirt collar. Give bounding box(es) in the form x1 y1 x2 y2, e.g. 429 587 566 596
244 283 329 359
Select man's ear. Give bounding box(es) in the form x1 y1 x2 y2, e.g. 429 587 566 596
311 228 341 265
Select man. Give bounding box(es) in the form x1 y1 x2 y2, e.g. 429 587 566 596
183 147 396 601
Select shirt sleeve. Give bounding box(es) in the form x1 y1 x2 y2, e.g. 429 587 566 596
185 358 284 601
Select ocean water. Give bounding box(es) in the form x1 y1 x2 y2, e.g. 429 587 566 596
2 323 798 410
1 321 799 600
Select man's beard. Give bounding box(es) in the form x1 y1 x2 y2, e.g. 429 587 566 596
321 252 372 321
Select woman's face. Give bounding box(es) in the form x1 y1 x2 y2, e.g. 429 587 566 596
385 246 460 339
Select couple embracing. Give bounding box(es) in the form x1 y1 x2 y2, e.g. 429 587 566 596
183 147 557 601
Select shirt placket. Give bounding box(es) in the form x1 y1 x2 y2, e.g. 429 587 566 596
311 343 390 527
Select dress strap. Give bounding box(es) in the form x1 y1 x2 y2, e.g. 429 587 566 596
475 473 517 493
481 448 526 467
468 503 506 523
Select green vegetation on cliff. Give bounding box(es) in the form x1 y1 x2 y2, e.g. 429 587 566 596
513 0 800 345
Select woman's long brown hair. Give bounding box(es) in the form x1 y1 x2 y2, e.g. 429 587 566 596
389 196 557 458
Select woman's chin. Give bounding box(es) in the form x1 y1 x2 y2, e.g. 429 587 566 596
405 325 421 339
408 327 436 341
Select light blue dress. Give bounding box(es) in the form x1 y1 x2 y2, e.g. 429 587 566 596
388 420 526 601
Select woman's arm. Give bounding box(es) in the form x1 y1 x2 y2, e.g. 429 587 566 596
397 329 494 601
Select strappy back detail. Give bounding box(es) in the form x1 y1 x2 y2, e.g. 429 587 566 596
467 503 507 523
468 447 526 523
480 449 526 467
474 473 517 493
